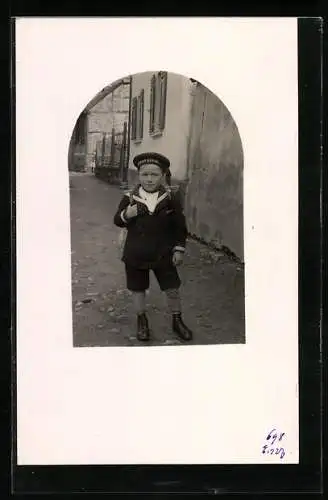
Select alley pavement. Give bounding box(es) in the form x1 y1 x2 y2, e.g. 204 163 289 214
69 172 245 347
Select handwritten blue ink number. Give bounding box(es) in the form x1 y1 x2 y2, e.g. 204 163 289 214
262 429 286 459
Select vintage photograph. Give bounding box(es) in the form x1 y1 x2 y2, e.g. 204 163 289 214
69 71 245 347
15 17 302 474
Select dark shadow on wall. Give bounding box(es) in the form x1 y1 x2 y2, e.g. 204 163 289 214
68 111 88 172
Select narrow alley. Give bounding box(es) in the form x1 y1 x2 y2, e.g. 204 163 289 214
70 173 245 347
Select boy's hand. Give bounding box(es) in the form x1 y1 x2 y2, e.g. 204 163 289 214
172 251 184 266
125 204 138 219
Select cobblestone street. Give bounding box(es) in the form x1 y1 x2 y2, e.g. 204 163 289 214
70 172 245 347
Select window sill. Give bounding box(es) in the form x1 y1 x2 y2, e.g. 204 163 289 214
133 138 143 145
150 129 163 138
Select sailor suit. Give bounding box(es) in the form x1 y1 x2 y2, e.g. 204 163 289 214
113 184 187 292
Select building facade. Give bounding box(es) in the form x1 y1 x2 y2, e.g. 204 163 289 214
128 71 194 186
68 80 130 173
87 82 130 171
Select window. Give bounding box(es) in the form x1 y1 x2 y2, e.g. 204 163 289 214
149 71 167 136
131 89 144 142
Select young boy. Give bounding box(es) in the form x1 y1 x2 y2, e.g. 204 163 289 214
113 152 193 342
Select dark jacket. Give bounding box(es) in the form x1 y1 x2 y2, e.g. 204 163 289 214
113 184 188 269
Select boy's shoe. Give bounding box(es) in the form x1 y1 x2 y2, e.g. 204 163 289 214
172 313 193 341
137 312 150 341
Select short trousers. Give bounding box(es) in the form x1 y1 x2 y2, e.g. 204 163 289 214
125 259 181 292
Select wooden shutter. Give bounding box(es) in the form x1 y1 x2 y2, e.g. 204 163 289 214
139 89 144 139
149 74 156 133
131 97 137 140
159 71 167 131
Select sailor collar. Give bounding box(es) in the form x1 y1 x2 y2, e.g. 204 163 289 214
125 185 170 214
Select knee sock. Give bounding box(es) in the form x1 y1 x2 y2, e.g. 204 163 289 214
133 291 146 315
165 288 182 314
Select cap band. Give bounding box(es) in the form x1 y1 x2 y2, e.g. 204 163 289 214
137 158 162 168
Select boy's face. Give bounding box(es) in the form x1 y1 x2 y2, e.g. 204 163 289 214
138 164 164 192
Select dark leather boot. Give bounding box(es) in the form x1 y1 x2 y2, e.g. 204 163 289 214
137 313 150 341
172 313 193 341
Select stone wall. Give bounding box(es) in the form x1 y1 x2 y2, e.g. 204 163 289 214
184 84 244 261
